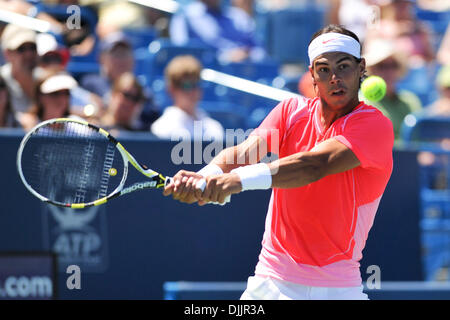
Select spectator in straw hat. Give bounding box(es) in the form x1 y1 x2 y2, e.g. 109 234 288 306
0 24 38 116
362 38 422 140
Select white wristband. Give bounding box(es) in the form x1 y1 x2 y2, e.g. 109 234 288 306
197 164 223 177
231 163 272 191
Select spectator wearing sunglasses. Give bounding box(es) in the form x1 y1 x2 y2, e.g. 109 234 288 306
100 72 156 132
0 24 38 117
0 74 18 128
151 55 224 140
21 72 79 131
362 38 422 141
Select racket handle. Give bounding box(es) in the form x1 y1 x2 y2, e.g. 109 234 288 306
196 179 231 206
164 176 173 187
164 177 230 205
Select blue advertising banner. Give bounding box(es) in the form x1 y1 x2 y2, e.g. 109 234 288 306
0 252 57 300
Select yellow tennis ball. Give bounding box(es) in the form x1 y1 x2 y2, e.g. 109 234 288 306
361 76 387 102
109 168 117 176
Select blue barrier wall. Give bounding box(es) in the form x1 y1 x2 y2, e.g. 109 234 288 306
0 130 422 299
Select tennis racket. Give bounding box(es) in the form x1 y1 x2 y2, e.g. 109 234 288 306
17 118 229 209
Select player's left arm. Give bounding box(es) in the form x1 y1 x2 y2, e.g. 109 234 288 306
267 138 360 189
198 138 359 204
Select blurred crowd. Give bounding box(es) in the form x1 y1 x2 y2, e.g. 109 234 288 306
0 0 448 144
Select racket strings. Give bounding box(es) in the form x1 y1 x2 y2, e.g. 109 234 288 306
98 143 116 199
21 121 124 205
74 138 96 203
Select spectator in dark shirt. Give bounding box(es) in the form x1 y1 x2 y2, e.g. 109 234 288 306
80 32 135 104
0 74 18 128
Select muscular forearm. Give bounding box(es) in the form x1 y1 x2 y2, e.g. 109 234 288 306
267 138 360 189
268 152 326 189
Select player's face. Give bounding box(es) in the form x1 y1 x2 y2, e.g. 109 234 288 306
310 52 365 111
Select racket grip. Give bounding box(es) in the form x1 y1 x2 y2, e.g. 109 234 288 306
164 176 173 187
196 179 231 206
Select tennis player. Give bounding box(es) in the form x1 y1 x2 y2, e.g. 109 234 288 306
164 25 394 300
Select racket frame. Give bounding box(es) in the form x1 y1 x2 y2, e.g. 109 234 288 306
17 118 168 209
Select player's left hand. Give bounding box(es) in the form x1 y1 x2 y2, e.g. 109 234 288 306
164 170 204 204
195 173 242 206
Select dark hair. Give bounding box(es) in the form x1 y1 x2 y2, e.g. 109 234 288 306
310 24 366 84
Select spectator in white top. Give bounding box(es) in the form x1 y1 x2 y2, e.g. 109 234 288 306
151 55 224 141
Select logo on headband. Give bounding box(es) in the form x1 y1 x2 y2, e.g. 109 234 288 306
322 38 337 45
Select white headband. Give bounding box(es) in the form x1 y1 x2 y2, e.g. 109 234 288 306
308 33 361 65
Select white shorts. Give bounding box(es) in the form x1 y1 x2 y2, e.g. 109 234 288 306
240 275 368 300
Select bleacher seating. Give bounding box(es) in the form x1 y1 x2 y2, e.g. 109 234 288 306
37 4 100 78
419 157 450 281
402 115 450 281
414 8 450 50
420 218 450 281
200 101 248 130
218 60 279 82
397 65 439 107
34 3 100 79
260 5 326 66
122 27 160 51
401 114 450 143
136 39 218 82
